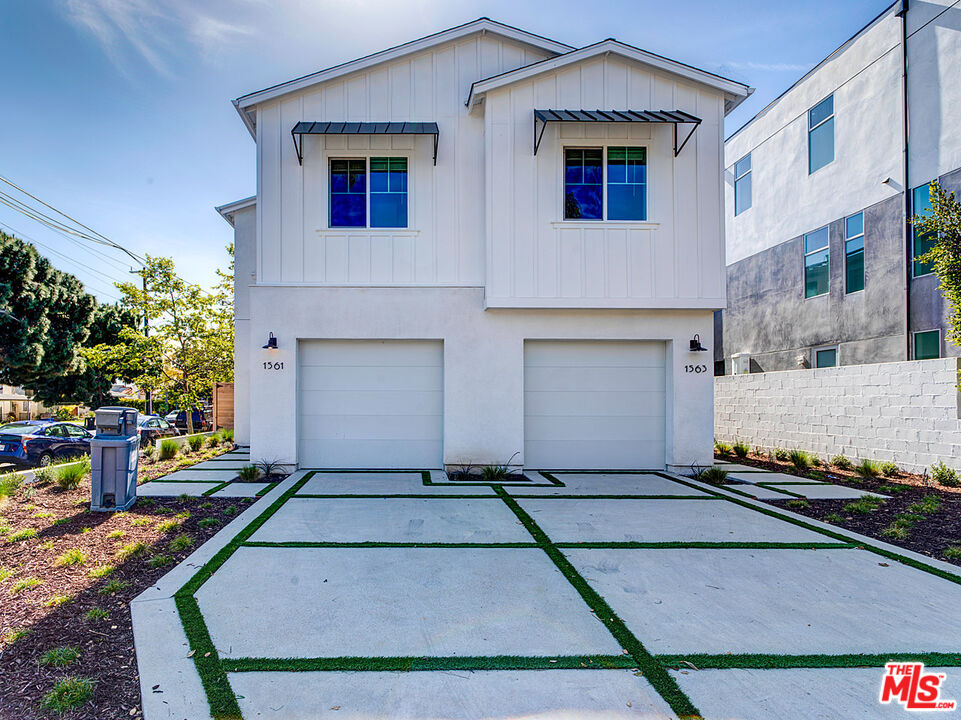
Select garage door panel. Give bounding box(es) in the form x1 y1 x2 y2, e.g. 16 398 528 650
524 341 665 469
300 365 443 392
523 366 666 392
525 390 665 417
300 390 443 416
298 340 443 468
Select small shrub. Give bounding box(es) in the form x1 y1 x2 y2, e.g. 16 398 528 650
155 518 181 533
32 466 55 484
0 473 24 498
99 579 131 595
4 627 30 644
831 454 852 470
85 607 109 621
854 459 882 479
878 484 908 495
41 677 93 713
116 541 149 560
44 595 73 607
198 517 220 529
882 524 910 540
222 429 234 443
55 462 87 491
843 496 885 514
223 505 238 516
0 566 11 582
772 447 789 461
206 434 221 448
786 499 809 509
10 576 42 593
692 466 729 485
879 461 899 477
931 462 960 487
788 449 811 472
130 517 152 526
148 554 173 568
908 495 942 515
188 435 205 452
158 439 178 461
732 441 750 459
944 546 961 560
106 529 125 540
169 533 194 551
8 528 37 542
824 513 845 524
713 441 732 456
256 458 287 478
810 456 822 467
237 464 261 482
89 565 114 578
54 548 87 566
40 645 80 668
481 465 508 482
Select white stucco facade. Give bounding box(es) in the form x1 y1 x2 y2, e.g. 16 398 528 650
219 19 748 470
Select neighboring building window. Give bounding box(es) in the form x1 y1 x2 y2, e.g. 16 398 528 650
914 330 941 360
844 212 865 293
912 183 935 276
808 95 834 174
804 226 830 298
814 347 838 368
564 147 647 221
370 157 408 228
330 158 408 228
734 154 752 215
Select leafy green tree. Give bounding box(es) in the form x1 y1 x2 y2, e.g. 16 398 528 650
0 231 98 390
915 182 961 349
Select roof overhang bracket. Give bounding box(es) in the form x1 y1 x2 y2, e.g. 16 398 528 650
533 112 549 156
673 119 701 157
293 128 305 165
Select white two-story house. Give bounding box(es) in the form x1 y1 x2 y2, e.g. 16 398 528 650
218 18 750 472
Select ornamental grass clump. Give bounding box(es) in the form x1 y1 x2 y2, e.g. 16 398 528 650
158 438 178 461
788 449 811 473
692 466 729 485
187 435 205 452
713 441 732 456
54 460 88 491
854 459 882 480
732 441 750 459
237 464 261 482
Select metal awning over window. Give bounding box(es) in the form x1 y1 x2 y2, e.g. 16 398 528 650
291 121 440 165
532 109 701 157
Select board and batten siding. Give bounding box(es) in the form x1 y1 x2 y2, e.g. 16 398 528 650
255 34 552 287
483 56 726 308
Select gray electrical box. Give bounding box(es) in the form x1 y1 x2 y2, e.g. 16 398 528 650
91 406 140 512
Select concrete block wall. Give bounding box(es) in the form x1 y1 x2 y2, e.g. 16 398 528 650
714 357 961 474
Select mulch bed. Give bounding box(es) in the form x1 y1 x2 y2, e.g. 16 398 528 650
137 442 236 483
717 453 961 568
0 478 256 719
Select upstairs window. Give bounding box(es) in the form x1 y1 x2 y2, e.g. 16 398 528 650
330 157 408 228
808 95 834 174
912 183 935 277
564 147 647 221
734 153 752 215
844 212 865 293
804 226 830 298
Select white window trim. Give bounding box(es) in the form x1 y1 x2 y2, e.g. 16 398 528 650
812 344 839 369
734 153 751 216
327 154 410 231
844 211 865 295
808 94 835 175
560 144 650 223
912 329 942 360
803 225 830 299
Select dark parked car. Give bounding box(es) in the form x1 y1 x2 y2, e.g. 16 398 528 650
170 409 210 433
137 415 180 446
0 420 93 468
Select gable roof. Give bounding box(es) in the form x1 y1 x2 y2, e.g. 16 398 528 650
467 39 752 115
232 18 573 137
216 196 256 227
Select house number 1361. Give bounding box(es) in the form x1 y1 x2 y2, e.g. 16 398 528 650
263 361 285 370
685 364 707 374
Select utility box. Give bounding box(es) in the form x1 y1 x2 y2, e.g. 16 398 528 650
731 353 751 376
90 406 139 512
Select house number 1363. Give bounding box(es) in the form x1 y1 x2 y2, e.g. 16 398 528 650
263 361 285 370
685 364 707 374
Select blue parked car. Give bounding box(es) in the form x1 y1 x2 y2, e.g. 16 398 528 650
0 420 94 468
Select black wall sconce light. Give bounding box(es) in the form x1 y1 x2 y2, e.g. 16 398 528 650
689 334 708 352
262 332 278 350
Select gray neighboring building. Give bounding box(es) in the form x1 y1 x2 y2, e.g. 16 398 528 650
717 0 961 374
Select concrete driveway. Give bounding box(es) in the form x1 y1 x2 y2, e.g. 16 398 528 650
133 469 961 719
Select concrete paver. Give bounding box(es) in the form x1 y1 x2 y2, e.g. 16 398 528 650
509 473 708 496
764 484 888 500
210 482 272 498
154 469 238 482
298 471 496 495
138 481 221 497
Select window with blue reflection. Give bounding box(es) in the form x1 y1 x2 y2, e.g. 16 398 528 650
845 212 864 293
734 153 752 215
913 183 935 276
607 147 647 220
370 157 408 228
808 95 834 174
564 148 602 219
330 159 366 227
804 226 830 298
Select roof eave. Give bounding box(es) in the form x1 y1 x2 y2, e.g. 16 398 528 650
216 196 257 227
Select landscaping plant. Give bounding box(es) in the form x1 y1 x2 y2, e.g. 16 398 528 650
0 473 23 499
854 459 882 480
256 458 287 479
158 438 179 461
830 454 852 469
692 466 729 485
732 441 749 459
788 449 811 472
772 447 789 461
879 461 900 477
40 676 93 713
931 461 960 487
237 464 262 482
713 440 732 455
188 434 205 452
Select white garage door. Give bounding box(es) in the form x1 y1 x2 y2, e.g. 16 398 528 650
524 341 666 470
298 340 443 468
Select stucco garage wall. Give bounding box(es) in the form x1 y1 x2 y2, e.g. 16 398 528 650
248 285 715 470
714 357 961 474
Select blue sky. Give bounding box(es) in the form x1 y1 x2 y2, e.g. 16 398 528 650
0 0 889 302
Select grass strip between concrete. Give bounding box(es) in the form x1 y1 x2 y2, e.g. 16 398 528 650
222 654 638 673
202 482 233 497
657 652 961 669
492 486 702 720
